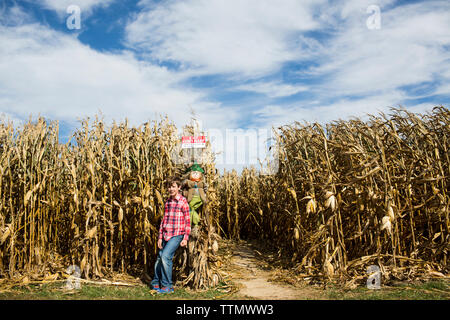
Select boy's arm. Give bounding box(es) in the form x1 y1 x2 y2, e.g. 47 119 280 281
183 200 191 242
158 222 163 241
159 202 167 240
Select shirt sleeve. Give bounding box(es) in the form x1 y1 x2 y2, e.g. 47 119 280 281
183 200 191 242
158 221 163 240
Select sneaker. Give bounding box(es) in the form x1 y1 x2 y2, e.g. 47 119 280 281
151 284 160 291
157 287 174 294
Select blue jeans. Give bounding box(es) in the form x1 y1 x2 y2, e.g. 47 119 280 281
151 235 183 289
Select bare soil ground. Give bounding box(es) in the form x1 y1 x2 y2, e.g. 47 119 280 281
220 240 324 300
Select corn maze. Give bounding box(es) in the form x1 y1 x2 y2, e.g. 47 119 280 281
0 106 448 289
216 106 449 285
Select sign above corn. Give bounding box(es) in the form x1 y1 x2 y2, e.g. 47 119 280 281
182 136 206 149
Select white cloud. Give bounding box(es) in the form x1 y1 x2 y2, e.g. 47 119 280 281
406 102 445 115
0 4 34 26
253 90 410 127
235 81 308 98
125 0 450 105
434 64 450 96
435 84 450 96
0 23 239 137
33 0 114 15
253 93 443 133
126 0 326 77
0 111 25 128
338 0 396 20
302 1 450 97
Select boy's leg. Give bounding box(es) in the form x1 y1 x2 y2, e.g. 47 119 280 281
151 240 167 288
159 235 183 289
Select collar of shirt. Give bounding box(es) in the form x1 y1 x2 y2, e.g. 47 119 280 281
169 194 182 202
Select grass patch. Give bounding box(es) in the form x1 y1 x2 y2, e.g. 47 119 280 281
0 281 236 300
1 279 448 300
326 280 450 300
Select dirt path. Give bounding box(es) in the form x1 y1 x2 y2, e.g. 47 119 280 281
227 241 323 300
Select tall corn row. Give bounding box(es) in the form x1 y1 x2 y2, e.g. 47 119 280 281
173 120 222 289
218 106 449 282
218 170 240 239
58 116 180 279
0 118 62 280
0 115 220 289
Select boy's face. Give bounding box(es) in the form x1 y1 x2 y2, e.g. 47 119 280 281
168 182 181 198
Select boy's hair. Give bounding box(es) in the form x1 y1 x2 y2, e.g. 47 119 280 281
165 176 182 188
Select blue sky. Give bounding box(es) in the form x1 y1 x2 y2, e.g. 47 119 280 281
1 0 449 172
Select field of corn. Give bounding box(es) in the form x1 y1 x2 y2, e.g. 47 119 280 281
217 106 449 286
0 116 221 289
0 106 448 290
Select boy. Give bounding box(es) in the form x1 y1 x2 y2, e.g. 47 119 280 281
151 176 190 294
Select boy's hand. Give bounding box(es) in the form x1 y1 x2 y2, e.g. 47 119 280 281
157 239 163 249
180 240 187 247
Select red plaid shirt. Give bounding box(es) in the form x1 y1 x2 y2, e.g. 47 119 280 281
158 193 191 242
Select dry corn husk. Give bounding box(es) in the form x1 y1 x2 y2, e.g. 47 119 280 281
155 190 164 207
325 194 337 212
0 225 11 245
380 216 392 235
324 191 334 199
86 226 97 239
80 255 87 273
306 199 317 214
212 240 219 253
294 227 300 240
387 203 395 221
288 188 297 200
324 260 334 277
